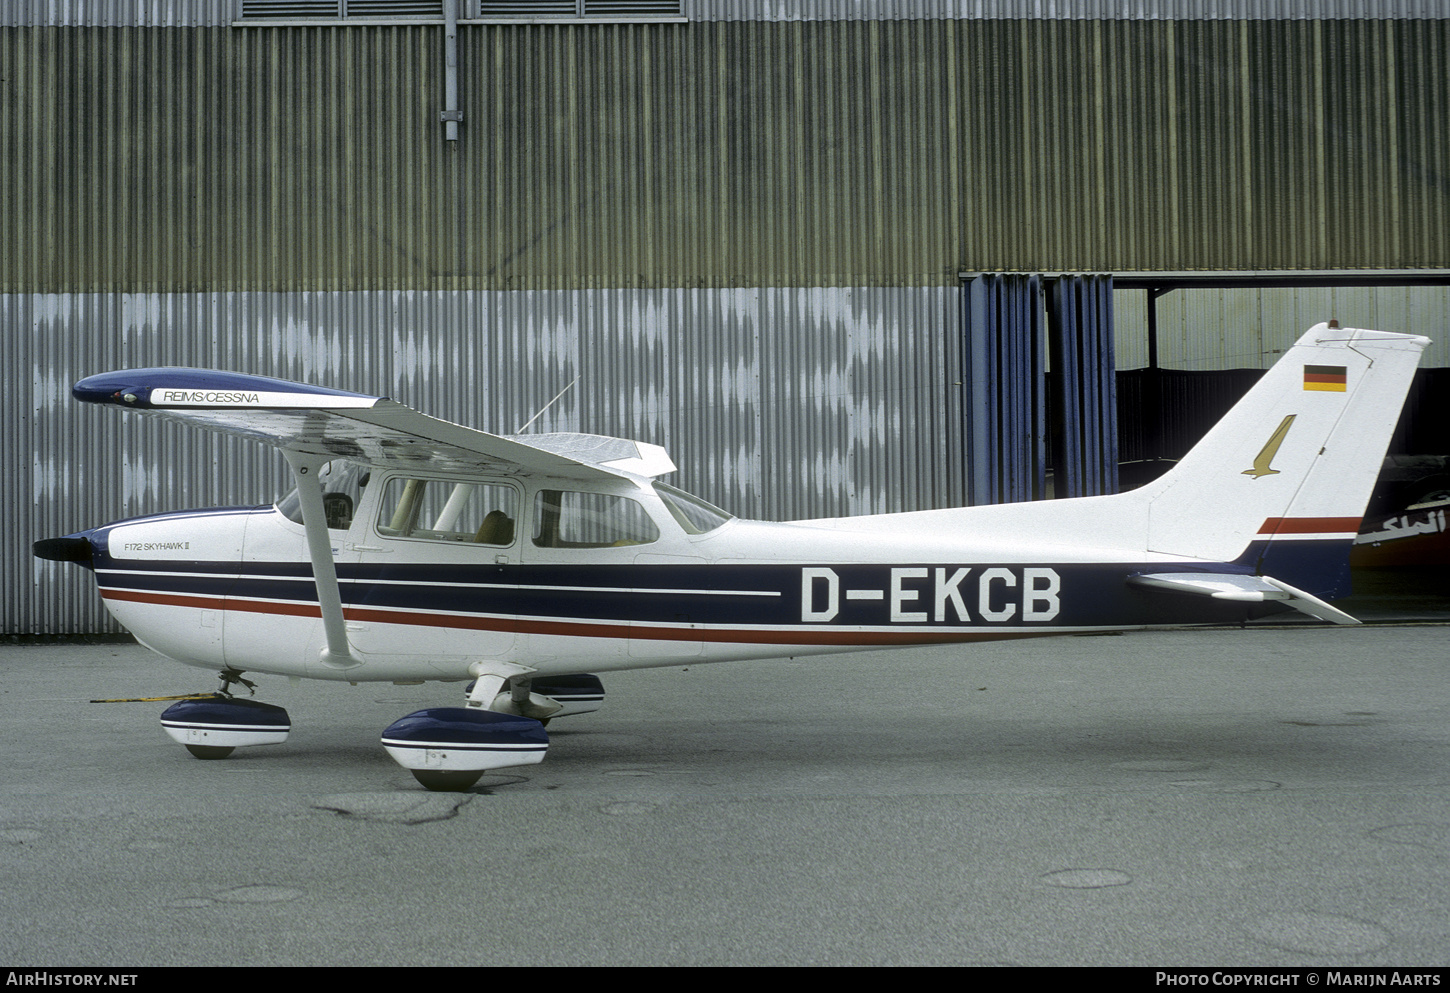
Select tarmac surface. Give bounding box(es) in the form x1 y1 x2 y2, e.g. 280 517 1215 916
1 618 1447 967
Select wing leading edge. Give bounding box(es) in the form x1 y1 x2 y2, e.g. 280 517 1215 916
72 368 676 482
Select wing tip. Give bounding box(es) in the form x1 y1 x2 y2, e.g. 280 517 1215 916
74 368 383 410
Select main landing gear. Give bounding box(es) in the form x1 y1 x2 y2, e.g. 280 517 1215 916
381 707 550 792
381 668 607 792
159 670 290 760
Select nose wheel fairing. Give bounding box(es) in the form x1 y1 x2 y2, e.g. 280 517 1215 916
160 696 291 759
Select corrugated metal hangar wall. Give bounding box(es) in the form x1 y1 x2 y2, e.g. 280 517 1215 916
5 1 1448 633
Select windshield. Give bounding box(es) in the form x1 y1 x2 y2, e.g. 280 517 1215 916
277 460 370 531
654 482 735 535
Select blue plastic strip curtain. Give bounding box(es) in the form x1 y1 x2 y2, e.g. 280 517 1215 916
1046 275 1118 499
961 274 1045 506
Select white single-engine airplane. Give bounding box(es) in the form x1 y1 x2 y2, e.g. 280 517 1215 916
36 323 1429 790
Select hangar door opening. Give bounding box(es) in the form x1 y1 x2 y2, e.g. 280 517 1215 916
1112 276 1450 517
960 273 1117 507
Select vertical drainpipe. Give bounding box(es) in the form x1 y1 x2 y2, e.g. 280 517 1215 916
442 0 461 141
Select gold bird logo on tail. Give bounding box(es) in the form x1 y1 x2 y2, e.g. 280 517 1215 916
1243 414 1297 478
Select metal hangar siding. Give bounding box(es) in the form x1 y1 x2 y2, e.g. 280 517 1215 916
5 16 1448 288
4 2 1448 632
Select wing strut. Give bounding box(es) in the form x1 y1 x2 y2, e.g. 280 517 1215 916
283 450 362 669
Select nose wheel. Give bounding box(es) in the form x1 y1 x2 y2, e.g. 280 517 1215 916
160 671 290 760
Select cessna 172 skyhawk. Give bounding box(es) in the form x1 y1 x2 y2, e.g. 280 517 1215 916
35 323 1430 790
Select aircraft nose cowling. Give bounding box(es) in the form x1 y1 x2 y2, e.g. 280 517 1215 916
33 535 93 563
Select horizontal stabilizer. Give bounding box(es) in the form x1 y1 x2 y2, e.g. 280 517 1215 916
1128 572 1360 625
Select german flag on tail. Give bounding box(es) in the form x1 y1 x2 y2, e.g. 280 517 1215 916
1303 364 1347 391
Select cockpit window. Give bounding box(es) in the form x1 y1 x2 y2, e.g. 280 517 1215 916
532 490 659 548
278 460 369 531
655 482 734 535
375 477 519 546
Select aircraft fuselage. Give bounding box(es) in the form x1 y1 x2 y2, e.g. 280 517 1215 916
74 471 1282 684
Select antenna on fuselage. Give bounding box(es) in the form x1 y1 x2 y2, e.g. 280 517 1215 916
515 376 580 433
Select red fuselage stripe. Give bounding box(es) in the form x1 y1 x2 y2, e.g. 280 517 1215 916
1257 517 1360 535
99 587 1037 647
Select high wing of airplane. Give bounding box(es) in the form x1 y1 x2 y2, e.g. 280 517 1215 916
35 323 1430 791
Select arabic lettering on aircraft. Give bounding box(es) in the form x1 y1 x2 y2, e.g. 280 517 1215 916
1355 508 1448 546
800 566 1062 624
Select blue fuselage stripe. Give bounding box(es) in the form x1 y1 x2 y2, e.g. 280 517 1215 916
86 540 1352 632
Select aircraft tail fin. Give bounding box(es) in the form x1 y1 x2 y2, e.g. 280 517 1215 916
1136 323 1429 598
